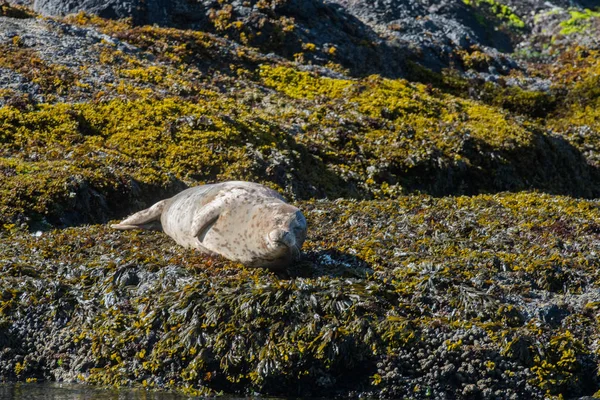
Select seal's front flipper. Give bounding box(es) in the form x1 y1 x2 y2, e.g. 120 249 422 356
191 200 224 242
111 199 168 231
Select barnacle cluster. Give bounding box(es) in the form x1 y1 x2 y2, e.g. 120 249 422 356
0 3 599 398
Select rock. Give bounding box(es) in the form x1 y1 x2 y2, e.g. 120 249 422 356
33 0 138 21
6 0 599 78
0 0 517 77
9 0 209 28
1 0 600 397
539 304 571 327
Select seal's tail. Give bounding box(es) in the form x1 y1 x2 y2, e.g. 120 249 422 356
111 199 167 230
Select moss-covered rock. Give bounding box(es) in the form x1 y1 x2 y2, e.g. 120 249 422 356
2 60 600 226
1 193 599 397
1 5 600 399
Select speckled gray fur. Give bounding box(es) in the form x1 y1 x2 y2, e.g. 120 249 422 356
112 181 307 268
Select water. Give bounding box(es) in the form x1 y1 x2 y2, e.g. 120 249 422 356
0 383 188 400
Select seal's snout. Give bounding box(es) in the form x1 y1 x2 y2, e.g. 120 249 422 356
268 229 295 248
262 206 306 266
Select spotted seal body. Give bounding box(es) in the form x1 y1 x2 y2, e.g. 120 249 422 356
111 181 307 268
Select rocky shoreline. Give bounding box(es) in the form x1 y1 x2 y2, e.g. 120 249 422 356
2 195 599 398
1 1 600 398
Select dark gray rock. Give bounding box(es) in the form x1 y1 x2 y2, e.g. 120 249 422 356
33 0 136 20
31 0 210 28
331 0 515 51
6 0 600 78
539 303 571 327
496 0 600 23
4 0 32 5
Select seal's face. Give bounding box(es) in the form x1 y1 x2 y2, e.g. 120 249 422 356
203 199 307 268
246 203 306 268
233 202 306 268
265 207 307 264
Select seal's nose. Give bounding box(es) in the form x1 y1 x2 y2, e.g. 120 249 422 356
268 229 295 248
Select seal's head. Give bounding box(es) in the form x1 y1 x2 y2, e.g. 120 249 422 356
243 202 306 268
265 205 307 263
204 198 307 269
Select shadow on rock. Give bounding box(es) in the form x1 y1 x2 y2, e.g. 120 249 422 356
286 248 373 279
396 132 600 199
34 176 187 231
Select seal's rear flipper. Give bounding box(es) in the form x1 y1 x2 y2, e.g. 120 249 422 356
111 200 167 231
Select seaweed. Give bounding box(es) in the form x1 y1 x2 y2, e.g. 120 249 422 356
0 7 600 399
1 193 599 397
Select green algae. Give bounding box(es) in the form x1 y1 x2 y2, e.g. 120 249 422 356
0 44 77 97
560 9 600 35
1 47 600 226
462 0 526 29
535 47 600 170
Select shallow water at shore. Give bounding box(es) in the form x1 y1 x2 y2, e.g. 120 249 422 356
0 383 187 400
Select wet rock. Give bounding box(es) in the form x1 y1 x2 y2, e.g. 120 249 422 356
113 265 140 288
34 0 136 20
539 303 571 327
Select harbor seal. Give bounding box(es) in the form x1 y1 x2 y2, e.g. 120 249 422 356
111 181 307 268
